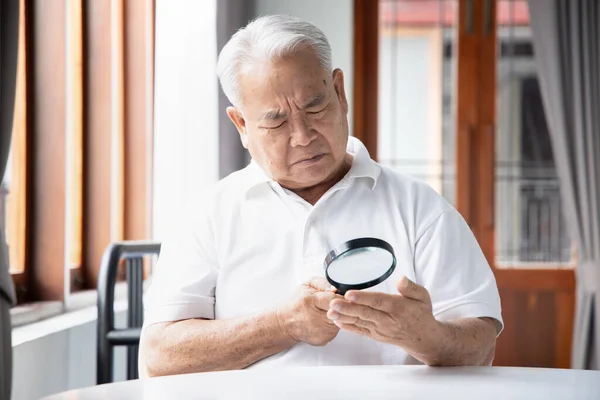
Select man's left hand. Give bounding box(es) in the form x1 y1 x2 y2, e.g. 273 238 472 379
327 276 443 361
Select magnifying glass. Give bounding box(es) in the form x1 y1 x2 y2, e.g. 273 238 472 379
324 238 396 295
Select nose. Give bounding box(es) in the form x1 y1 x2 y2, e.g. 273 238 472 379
290 116 317 147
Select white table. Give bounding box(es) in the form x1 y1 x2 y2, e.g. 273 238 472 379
44 365 600 399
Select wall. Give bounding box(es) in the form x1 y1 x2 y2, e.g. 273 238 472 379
152 0 219 240
253 0 354 134
11 308 127 400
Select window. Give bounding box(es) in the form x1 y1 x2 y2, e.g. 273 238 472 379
376 0 574 268
9 0 155 304
494 0 574 267
378 0 458 204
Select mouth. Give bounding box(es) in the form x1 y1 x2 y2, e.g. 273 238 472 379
293 153 326 166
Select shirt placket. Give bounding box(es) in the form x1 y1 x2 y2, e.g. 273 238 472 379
300 209 325 281
300 180 353 281
272 179 353 283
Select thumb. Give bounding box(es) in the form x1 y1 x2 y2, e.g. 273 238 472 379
313 291 340 311
396 276 430 303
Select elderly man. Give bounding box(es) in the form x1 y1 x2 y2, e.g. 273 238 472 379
139 15 502 377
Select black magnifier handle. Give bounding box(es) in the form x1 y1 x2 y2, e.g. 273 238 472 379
337 288 347 296
335 285 352 296
327 278 353 296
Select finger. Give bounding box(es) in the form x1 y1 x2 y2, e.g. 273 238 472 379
329 298 388 322
307 277 337 292
333 321 370 337
327 309 376 330
396 276 431 303
313 291 342 311
343 290 397 313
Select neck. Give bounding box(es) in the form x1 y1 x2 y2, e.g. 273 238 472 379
290 154 352 205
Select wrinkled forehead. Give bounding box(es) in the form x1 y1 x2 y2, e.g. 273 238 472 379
236 48 331 116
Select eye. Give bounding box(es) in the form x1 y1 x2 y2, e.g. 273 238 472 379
264 121 286 130
307 108 326 115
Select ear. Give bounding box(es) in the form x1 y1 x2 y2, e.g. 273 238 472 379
226 106 249 149
332 68 348 115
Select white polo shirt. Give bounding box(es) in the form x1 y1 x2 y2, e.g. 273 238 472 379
144 137 503 367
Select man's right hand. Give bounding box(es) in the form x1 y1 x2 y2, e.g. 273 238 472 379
276 277 342 346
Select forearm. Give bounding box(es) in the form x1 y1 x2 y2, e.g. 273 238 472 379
407 317 497 367
141 310 296 377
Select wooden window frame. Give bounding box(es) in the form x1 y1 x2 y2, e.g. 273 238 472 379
29 0 68 302
353 0 379 160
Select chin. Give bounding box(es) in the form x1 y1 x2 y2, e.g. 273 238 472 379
299 169 335 187
287 156 339 187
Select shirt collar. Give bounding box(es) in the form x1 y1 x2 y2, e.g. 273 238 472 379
344 136 381 189
242 136 381 198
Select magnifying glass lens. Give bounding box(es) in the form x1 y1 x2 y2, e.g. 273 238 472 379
327 247 394 285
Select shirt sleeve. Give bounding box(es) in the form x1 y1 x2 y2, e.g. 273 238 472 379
143 195 219 328
414 209 503 333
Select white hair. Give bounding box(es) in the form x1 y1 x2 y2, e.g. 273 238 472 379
216 15 333 107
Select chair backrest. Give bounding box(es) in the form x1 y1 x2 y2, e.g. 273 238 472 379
96 241 161 385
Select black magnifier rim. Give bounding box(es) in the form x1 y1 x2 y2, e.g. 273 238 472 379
324 238 396 294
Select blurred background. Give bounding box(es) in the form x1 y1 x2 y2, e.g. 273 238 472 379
3 0 598 399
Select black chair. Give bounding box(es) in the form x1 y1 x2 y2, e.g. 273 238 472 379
96 240 161 384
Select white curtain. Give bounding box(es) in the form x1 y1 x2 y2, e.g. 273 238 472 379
529 0 600 370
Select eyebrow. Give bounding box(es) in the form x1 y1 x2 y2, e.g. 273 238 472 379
259 93 328 122
260 109 287 121
303 93 327 109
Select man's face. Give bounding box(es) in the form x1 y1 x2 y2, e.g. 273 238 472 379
227 48 350 191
